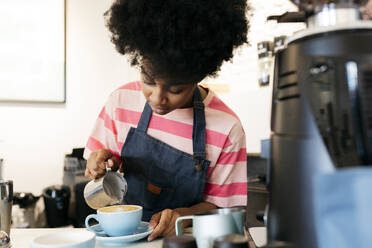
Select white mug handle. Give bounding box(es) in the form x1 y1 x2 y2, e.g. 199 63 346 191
85 214 106 235
175 216 194 236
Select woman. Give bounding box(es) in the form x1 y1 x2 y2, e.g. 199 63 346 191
84 0 249 241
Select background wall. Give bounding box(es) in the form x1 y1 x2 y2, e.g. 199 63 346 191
0 0 304 195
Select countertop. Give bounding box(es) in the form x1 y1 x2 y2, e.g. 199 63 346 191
9 227 267 248
9 228 163 248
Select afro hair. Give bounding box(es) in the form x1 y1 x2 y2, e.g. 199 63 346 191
105 0 250 84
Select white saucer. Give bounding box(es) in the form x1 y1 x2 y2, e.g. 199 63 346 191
90 221 153 246
30 229 95 248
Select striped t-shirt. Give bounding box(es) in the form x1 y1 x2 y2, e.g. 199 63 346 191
84 81 247 207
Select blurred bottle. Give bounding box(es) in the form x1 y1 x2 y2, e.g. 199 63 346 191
43 185 70 227
0 159 3 180
273 36 287 54
0 180 13 236
257 41 274 87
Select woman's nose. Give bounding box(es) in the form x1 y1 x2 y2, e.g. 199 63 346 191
150 87 167 105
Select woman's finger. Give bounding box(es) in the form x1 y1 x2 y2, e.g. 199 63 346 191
84 168 95 179
86 149 114 179
148 210 172 241
95 149 113 170
163 211 181 236
148 212 162 241
107 155 121 171
149 212 161 230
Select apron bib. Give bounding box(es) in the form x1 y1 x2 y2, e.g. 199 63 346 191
121 87 210 221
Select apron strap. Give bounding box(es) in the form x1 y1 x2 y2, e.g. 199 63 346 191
137 85 207 170
192 86 207 171
137 102 153 132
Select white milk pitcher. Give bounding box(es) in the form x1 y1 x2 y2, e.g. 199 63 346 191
84 163 127 209
175 207 246 248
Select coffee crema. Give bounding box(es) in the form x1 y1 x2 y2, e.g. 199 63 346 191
99 205 141 213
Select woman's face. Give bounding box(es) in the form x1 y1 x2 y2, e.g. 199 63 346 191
140 67 196 115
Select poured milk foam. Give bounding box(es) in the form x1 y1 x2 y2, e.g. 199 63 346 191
100 205 140 213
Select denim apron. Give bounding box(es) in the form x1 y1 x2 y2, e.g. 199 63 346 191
120 87 211 221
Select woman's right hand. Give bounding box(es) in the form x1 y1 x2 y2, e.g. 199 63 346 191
85 149 120 179
364 0 372 20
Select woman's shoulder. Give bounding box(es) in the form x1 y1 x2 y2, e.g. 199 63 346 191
203 90 245 138
114 81 142 93
106 81 145 110
204 90 241 123
108 81 142 100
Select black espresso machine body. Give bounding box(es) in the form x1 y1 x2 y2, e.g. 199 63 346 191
267 12 372 248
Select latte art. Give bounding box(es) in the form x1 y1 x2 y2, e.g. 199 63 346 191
100 205 141 213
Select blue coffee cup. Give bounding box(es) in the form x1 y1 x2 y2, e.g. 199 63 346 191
85 205 142 237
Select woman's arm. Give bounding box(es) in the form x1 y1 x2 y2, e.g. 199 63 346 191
84 94 122 179
147 201 217 241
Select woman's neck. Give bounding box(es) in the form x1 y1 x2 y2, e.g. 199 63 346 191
198 85 208 100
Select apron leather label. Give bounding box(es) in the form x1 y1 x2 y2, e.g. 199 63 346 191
147 182 162 195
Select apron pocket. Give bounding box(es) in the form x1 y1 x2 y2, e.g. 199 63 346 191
147 182 162 195
143 180 174 210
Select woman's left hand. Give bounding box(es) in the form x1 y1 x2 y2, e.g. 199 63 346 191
147 202 217 241
147 209 181 241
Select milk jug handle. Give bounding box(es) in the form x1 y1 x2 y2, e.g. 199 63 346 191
175 216 194 236
105 162 111 172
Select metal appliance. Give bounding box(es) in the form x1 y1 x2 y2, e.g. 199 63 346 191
257 41 274 87
0 180 12 237
267 0 372 247
12 192 40 228
0 159 3 180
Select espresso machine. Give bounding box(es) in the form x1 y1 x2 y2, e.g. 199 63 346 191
267 0 372 247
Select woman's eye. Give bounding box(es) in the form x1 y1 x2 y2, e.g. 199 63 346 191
168 89 183 94
143 81 155 86
168 87 185 94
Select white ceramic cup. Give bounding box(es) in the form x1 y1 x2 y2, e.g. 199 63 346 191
85 205 142 237
175 207 246 248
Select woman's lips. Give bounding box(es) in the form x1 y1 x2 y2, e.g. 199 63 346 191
150 105 169 114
